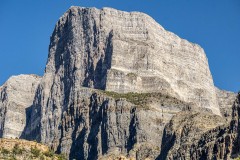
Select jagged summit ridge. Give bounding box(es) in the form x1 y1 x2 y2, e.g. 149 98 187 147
45 6 220 115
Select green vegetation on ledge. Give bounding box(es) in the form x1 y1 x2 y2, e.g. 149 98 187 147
102 91 187 108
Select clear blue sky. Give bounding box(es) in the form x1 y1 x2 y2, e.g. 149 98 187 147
0 0 239 92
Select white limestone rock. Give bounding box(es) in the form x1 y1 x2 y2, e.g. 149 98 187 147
0 74 41 138
0 6 237 160
216 87 237 121
23 6 224 159
45 6 220 115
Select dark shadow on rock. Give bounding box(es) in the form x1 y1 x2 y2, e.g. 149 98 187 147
68 93 109 160
20 105 33 139
127 107 137 152
69 127 87 160
156 127 176 160
20 85 43 142
94 30 114 90
101 102 109 155
0 88 7 137
87 95 107 160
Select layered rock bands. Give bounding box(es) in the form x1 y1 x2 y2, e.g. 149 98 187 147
0 6 238 160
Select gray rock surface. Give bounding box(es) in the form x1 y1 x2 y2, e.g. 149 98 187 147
26 87 190 159
45 6 220 115
23 6 225 159
0 74 41 138
0 6 238 160
216 87 237 121
158 93 240 160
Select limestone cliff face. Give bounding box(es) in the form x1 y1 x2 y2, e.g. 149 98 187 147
159 93 240 160
44 6 220 115
26 87 189 159
21 6 224 159
0 75 41 138
216 87 236 121
1 6 237 160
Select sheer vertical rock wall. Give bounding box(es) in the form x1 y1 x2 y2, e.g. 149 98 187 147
44 6 220 115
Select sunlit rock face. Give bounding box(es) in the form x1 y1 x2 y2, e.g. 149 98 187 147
22 6 223 159
216 87 237 121
158 93 240 160
0 75 41 138
44 6 220 115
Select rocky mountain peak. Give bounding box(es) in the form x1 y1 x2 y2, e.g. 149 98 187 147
44 6 220 115
0 6 237 160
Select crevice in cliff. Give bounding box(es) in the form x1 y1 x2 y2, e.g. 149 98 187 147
0 106 7 138
67 93 110 160
156 128 176 160
69 127 87 160
20 85 43 142
96 30 113 90
53 13 72 74
83 28 114 90
101 101 109 155
87 93 103 160
126 107 137 152
19 105 33 139
82 9 96 88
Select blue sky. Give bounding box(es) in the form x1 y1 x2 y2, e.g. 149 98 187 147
0 0 239 92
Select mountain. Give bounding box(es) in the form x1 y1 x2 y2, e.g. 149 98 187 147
43 6 220 115
0 6 238 160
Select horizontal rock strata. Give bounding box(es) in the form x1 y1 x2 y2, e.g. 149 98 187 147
23 6 226 159
0 6 237 160
158 93 240 160
45 6 220 115
0 75 41 138
216 87 237 121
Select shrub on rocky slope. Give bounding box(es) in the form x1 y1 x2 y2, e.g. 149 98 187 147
0 138 66 160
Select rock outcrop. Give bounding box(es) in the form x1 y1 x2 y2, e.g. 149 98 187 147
159 93 240 160
44 6 220 115
26 87 190 159
0 75 41 138
216 87 237 121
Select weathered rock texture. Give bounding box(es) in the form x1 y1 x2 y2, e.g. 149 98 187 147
216 87 237 121
20 6 223 159
0 75 41 138
158 93 240 160
20 6 231 160
26 87 190 159
0 6 238 160
44 6 220 115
